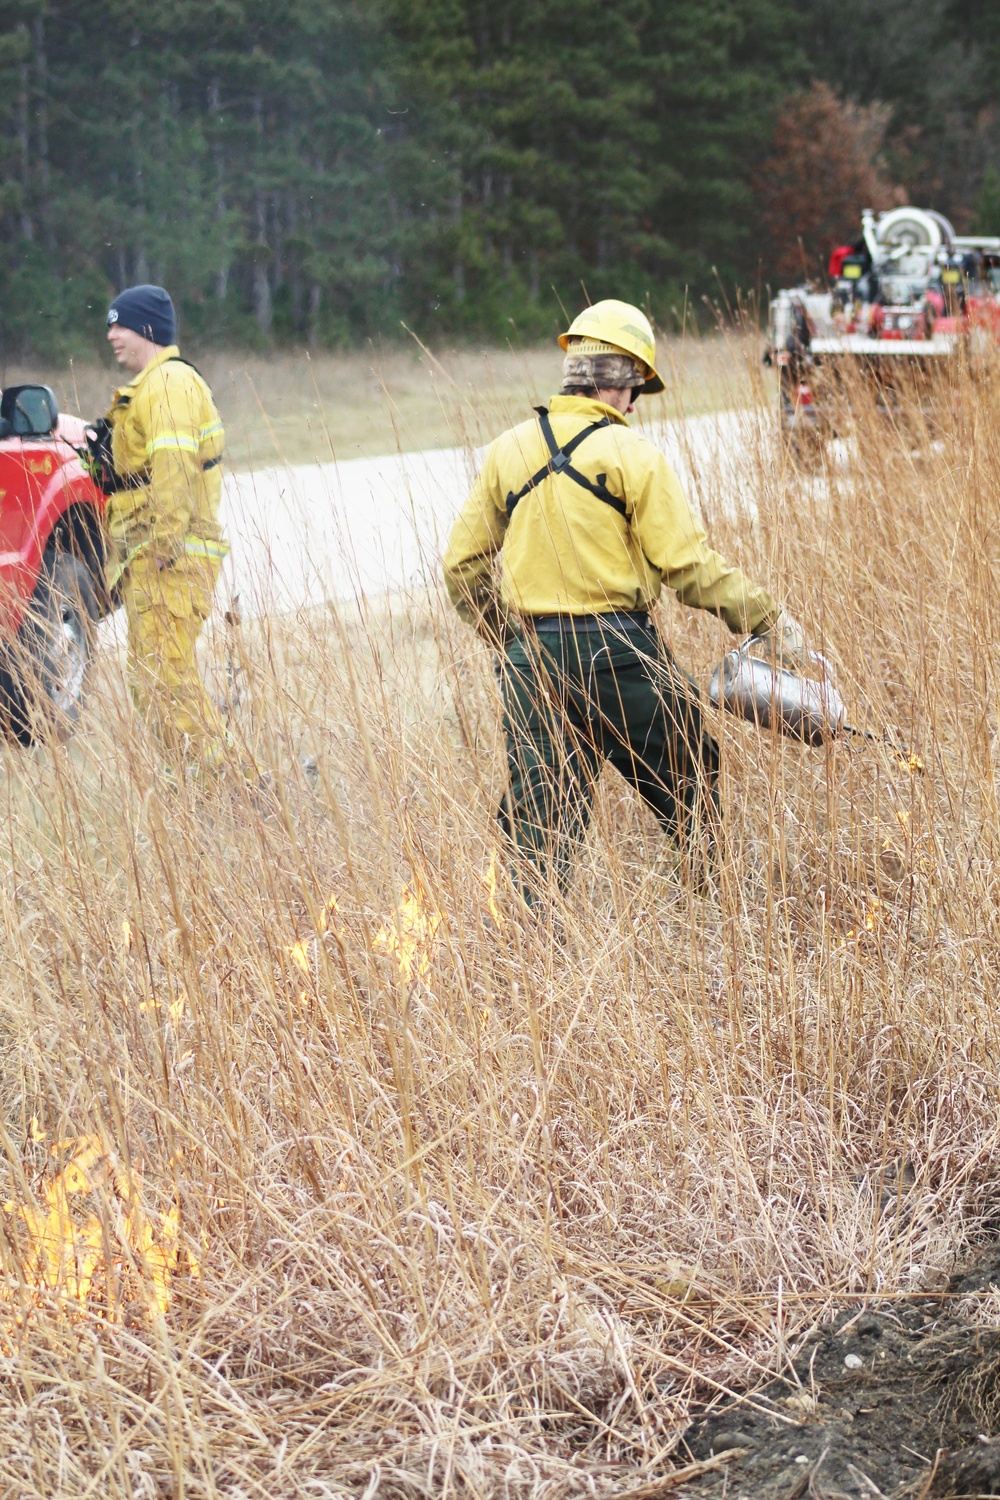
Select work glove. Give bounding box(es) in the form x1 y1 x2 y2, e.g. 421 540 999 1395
752 609 811 671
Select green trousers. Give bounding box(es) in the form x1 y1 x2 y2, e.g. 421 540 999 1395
499 616 720 897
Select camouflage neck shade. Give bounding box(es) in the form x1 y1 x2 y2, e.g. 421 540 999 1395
560 351 645 394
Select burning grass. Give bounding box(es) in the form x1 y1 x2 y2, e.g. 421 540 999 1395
0 347 999 1495
3 1129 190 1323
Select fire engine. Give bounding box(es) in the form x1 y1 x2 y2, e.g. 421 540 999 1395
768 206 1000 439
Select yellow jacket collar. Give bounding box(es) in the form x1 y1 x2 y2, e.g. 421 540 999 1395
548 393 630 426
123 344 181 395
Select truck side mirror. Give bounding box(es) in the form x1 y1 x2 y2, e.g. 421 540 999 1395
0 384 59 438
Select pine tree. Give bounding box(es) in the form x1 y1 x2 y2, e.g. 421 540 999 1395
385 0 804 335
8 0 992 355
641 0 804 294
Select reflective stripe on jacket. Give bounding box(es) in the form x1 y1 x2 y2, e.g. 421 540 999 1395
443 394 779 636
105 345 227 568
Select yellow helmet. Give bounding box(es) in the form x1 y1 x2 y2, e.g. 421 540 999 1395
558 299 664 394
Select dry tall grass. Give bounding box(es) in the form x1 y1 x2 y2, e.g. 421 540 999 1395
11 333 757 468
0 343 999 1498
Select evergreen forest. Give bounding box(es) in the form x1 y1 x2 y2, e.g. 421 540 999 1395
1 0 999 355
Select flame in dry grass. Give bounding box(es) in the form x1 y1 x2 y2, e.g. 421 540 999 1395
3 1134 196 1322
483 853 503 927
136 991 186 1022
286 896 343 983
318 894 340 932
373 880 443 979
372 863 505 978
846 897 883 940
896 750 925 774
287 939 312 975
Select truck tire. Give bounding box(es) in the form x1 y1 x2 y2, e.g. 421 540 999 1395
0 549 99 743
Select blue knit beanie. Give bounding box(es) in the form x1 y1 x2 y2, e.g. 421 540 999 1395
107 285 176 346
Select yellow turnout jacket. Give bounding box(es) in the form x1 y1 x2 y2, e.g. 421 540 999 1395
104 345 227 578
443 394 779 637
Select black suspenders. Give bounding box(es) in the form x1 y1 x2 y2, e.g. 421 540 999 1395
505 406 629 520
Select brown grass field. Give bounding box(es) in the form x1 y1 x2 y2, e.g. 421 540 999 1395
0 340 999 1497
9 332 756 468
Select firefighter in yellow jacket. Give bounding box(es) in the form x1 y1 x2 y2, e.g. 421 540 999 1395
443 299 807 896
102 284 229 766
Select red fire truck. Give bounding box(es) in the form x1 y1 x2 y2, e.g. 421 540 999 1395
768 206 1000 440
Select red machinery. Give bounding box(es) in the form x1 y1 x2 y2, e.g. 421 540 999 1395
0 384 107 740
768 207 1000 439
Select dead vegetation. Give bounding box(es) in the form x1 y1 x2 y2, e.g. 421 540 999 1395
0 345 998 1497
8 331 759 469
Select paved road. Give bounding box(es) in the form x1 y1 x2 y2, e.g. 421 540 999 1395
213 408 755 618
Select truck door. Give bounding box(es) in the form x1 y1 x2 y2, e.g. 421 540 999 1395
0 440 60 635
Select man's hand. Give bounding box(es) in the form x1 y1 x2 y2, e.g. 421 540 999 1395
753 609 810 670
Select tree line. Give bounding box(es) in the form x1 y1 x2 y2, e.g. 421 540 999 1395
1 0 997 357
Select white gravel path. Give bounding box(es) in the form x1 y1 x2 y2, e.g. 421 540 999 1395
96 405 760 658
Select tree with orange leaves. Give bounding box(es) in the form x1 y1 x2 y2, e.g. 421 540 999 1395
755 81 901 283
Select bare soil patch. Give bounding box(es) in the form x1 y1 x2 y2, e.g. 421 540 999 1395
680 1249 1000 1500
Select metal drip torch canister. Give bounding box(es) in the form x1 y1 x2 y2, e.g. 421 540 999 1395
709 643 847 747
